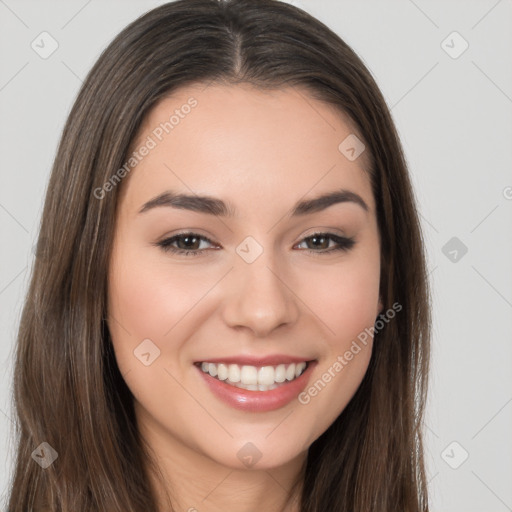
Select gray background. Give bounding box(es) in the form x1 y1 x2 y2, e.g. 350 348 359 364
1 0 511 510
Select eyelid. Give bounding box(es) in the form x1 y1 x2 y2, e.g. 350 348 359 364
299 226 349 239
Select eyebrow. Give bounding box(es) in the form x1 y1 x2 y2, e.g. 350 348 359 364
138 188 369 217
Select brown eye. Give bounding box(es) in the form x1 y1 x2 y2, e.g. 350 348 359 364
296 232 356 254
156 233 217 257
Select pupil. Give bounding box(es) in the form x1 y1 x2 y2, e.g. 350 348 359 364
311 235 326 249
181 236 197 249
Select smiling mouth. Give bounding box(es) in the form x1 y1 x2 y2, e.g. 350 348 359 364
195 361 310 391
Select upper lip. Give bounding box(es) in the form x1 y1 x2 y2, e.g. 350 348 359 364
195 355 315 366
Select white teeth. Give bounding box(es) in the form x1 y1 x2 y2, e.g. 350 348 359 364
240 365 258 385
295 362 306 378
285 364 296 381
208 363 217 377
258 366 275 387
275 364 286 383
228 364 240 383
217 363 228 381
199 361 309 390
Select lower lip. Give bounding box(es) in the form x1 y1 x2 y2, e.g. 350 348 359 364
195 361 317 412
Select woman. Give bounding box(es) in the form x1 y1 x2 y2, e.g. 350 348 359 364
7 0 431 510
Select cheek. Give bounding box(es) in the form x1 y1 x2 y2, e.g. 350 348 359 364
293 246 380 437
106 244 213 370
300 247 381 348
326 267 380 345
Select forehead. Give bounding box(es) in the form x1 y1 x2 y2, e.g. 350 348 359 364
122 83 374 216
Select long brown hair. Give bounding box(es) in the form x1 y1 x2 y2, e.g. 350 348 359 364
7 1 431 510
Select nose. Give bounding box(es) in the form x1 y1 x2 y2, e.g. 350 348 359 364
221 251 300 338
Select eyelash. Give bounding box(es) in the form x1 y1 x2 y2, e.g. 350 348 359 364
155 231 356 257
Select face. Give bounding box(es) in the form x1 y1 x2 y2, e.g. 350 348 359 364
107 83 382 472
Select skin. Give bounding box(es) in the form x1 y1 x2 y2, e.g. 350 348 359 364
107 83 382 512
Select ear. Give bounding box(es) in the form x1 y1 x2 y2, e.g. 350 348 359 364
377 297 384 315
